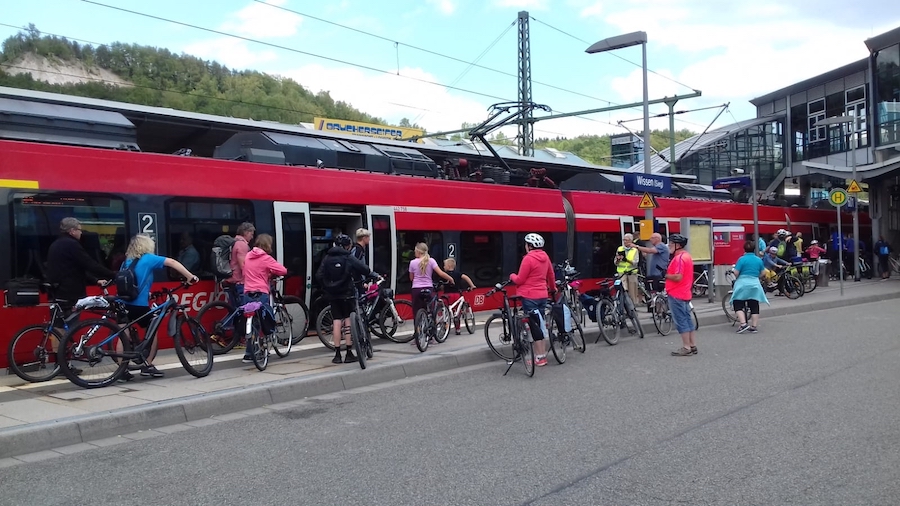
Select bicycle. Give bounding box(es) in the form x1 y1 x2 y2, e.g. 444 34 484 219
547 280 586 362
240 293 292 372
6 284 113 383
890 254 900 275
483 280 536 377
692 269 709 297
347 301 373 370
555 260 585 325
316 275 414 349
441 286 476 335
413 282 451 352
197 277 309 355
595 272 644 345
651 290 699 335
786 262 817 293
57 282 214 389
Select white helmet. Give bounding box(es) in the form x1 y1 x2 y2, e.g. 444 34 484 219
524 233 545 248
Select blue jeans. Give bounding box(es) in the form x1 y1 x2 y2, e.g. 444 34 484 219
521 298 548 341
227 283 244 308
668 296 694 334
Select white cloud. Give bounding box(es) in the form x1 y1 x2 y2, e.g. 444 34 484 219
579 2 602 18
284 64 490 133
426 0 457 15
220 0 303 38
183 38 277 70
495 0 549 9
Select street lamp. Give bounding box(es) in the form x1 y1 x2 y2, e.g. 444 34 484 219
586 31 652 222
817 114 861 281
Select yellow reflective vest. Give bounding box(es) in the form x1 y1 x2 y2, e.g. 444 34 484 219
616 246 638 274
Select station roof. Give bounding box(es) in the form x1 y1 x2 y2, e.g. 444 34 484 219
749 58 868 106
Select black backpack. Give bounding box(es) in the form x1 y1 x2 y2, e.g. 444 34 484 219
319 253 352 294
211 235 236 279
115 255 142 302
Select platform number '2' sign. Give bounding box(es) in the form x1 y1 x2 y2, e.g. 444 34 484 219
138 213 158 254
447 243 457 259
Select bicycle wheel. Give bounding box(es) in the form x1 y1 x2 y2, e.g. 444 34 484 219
803 272 817 293
280 296 309 345
377 299 415 343
58 319 131 389
653 297 672 335
272 304 293 358
249 320 268 372
596 299 619 346
722 291 739 323
196 301 238 355
571 293 585 326
548 322 567 365
625 308 644 339
316 305 336 351
783 276 804 299
362 315 374 360
414 309 429 353
434 299 450 343
484 314 515 360
7 325 62 383
463 302 476 334
173 316 214 378
692 311 699 331
350 312 367 370
519 325 535 378
570 319 586 353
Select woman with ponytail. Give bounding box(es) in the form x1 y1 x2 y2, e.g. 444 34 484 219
409 242 453 323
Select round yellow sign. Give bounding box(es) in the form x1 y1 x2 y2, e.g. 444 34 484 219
829 188 848 207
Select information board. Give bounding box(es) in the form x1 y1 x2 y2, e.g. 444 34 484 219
681 217 713 263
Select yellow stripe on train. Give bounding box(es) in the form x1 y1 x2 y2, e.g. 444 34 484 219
0 179 40 189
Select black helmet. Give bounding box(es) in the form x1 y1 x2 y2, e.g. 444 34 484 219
335 234 352 248
669 233 688 247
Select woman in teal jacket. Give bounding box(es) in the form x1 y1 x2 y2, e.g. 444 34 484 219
729 241 769 334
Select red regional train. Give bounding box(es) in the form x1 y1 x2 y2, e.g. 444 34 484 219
0 138 868 367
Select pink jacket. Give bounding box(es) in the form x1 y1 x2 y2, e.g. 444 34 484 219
242 248 287 294
510 249 556 300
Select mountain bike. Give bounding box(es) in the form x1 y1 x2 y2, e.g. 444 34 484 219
595 272 644 345
413 282 450 352
57 282 213 389
484 280 535 377
348 302 373 370
555 260 585 325
547 283 586 362
316 275 413 349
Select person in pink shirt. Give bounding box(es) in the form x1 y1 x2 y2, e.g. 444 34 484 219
240 234 287 363
409 243 454 338
509 233 556 367
664 234 697 357
226 222 255 307
805 240 826 259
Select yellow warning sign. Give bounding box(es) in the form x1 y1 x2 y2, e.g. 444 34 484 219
847 180 862 193
638 193 657 210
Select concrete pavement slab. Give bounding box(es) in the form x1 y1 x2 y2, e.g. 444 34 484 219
0 398 89 423
13 450 60 463
53 442 99 455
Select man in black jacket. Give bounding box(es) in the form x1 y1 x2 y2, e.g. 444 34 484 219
46 217 115 311
316 234 374 364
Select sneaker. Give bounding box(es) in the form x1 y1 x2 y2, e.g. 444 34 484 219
241 356 253 364
535 357 548 367
748 327 758 334
691 346 698 355
140 365 164 378
118 370 135 382
671 347 693 357
344 351 356 363
736 323 750 334
332 354 343 364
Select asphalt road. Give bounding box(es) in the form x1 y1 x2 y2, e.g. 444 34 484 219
1 300 899 506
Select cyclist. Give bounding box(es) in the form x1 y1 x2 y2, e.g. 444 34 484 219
729 241 768 334
225 222 256 308
615 234 640 305
443 257 476 335
409 242 454 344
509 233 556 367
763 247 790 295
241 234 287 363
665 234 696 356
634 232 669 295
350 228 371 298
117 234 198 380
317 234 374 364
46 217 115 316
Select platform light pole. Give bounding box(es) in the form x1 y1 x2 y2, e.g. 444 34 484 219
586 31 652 222
818 115 861 281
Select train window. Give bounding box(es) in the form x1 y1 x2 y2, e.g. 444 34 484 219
165 198 254 279
371 216 393 285
10 193 127 280
591 232 619 279
396 230 443 294
461 232 503 287
515 232 555 263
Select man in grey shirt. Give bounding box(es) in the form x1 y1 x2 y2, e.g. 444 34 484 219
635 233 669 293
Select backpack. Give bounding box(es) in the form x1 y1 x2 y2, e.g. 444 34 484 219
319 253 352 295
211 235 236 278
776 241 786 258
879 245 889 255
115 255 142 302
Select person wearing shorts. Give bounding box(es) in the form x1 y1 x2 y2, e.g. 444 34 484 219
664 234 696 357
729 241 769 334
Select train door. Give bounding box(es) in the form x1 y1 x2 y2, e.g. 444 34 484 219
366 206 397 293
273 202 312 307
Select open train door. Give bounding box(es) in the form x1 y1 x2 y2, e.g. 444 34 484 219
273 202 313 308
366 206 397 294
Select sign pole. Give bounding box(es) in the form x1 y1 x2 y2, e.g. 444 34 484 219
837 205 843 296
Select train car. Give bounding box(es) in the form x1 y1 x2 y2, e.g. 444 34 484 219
0 138 863 367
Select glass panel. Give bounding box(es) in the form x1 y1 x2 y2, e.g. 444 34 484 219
875 43 900 146
371 215 393 285
460 232 502 287
165 198 254 279
279 212 308 300
11 193 127 279
396 231 443 294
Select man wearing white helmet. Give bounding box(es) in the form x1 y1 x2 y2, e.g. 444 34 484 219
510 233 556 368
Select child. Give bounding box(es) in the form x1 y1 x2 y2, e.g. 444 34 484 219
443 258 476 335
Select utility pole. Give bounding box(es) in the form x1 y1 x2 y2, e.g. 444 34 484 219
517 11 533 157
664 98 678 175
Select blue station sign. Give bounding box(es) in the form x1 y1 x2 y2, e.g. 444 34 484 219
712 176 751 189
623 173 672 195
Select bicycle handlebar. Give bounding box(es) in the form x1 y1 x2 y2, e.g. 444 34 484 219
150 280 196 300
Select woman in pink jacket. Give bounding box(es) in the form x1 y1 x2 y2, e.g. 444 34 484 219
509 233 556 367
240 234 287 362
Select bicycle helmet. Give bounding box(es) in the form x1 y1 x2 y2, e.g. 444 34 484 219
668 233 688 247
524 233 545 248
335 234 352 248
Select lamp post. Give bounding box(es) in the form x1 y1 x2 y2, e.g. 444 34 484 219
587 31 652 222
817 114 861 281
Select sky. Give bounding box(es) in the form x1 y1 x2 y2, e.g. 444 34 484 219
3 0 899 141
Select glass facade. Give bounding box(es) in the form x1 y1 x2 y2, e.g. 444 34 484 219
791 85 868 160
674 120 784 189
610 134 643 168
875 43 900 146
